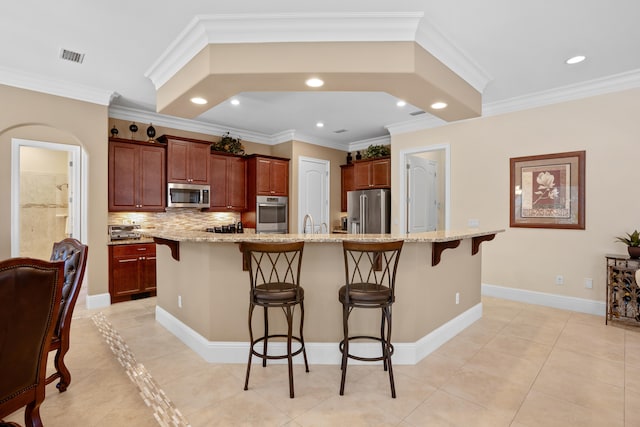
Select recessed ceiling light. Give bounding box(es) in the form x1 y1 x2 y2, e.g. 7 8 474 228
230 98 240 106
316 122 324 128
396 100 407 107
190 97 207 105
306 78 324 88
431 102 447 110
566 55 586 65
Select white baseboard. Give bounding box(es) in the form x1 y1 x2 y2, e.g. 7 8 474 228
86 293 111 309
482 283 606 316
155 303 482 365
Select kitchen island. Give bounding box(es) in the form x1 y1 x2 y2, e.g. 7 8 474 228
146 229 502 365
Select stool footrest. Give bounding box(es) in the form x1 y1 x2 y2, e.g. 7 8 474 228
251 334 306 360
339 335 394 362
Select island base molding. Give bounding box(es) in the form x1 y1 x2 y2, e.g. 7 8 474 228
155 303 482 365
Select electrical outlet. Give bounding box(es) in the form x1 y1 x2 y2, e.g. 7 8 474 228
468 219 479 228
455 292 460 304
178 295 182 308
585 278 593 289
555 275 564 285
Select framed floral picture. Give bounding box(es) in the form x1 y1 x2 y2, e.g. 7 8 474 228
510 151 585 229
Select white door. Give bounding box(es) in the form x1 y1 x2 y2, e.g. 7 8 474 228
407 154 437 233
11 139 81 258
298 157 330 234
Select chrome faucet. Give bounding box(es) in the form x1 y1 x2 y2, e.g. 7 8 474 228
303 214 315 234
320 222 328 234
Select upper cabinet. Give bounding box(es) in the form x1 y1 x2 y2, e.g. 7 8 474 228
209 153 247 211
159 135 210 184
247 155 289 196
353 157 391 190
340 164 355 211
108 138 166 212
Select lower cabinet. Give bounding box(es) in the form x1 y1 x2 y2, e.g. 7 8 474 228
108 243 157 303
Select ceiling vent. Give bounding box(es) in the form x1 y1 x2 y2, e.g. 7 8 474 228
60 48 85 64
333 129 348 134
409 110 426 116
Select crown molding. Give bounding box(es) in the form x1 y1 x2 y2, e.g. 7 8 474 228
414 20 492 94
145 12 424 89
386 115 446 136
0 65 114 105
483 68 640 117
108 105 274 144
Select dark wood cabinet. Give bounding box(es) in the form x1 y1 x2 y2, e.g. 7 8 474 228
108 243 157 303
209 153 246 211
353 157 391 190
161 135 210 184
249 156 289 196
341 164 355 211
108 138 166 212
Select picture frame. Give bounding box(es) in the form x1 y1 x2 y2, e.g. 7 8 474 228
510 150 585 229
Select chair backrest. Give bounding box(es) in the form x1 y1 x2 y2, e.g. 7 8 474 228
50 238 88 338
240 241 304 290
342 240 404 300
0 258 65 420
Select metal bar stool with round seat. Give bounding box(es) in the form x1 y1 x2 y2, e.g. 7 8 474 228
339 240 403 398
240 241 309 398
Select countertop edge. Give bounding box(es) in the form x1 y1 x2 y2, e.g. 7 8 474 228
142 229 505 244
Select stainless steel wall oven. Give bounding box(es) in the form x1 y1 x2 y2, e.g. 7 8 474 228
256 196 288 233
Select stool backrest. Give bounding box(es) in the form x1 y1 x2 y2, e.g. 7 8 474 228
240 241 304 289
342 240 404 298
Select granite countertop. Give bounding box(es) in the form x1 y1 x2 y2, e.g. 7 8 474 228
107 237 155 246
143 228 504 244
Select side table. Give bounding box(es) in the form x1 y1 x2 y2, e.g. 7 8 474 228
606 254 640 325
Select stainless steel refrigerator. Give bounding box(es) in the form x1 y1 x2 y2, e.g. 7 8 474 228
347 189 391 234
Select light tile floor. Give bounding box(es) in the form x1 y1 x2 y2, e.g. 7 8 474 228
4 296 640 426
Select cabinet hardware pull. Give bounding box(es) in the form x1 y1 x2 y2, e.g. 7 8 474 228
118 258 137 263
137 248 147 251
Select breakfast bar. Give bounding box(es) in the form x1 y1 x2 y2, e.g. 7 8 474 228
147 229 502 365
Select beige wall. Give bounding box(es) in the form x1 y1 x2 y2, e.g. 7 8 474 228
288 140 347 233
392 87 640 302
0 84 108 296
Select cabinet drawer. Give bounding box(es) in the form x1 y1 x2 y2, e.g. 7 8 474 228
111 243 156 257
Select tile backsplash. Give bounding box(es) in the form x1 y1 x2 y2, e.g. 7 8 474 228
108 209 241 233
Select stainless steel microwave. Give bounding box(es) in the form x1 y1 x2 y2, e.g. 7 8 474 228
167 183 210 208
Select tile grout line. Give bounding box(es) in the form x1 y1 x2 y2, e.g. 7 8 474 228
91 312 191 427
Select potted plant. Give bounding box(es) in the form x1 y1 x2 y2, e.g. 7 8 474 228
363 144 390 159
615 230 640 258
211 132 245 155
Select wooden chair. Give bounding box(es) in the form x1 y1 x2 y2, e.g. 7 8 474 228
339 240 403 398
46 238 88 392
0 258 65 427
240 241 309 398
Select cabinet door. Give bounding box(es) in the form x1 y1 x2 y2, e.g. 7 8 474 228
111 256 141 296
370 158 391 188
269 159 289 196
209 155 229 209
228 157 247 209
167 140 189 183
188 143 210 184
353 162 371 189
139 145 166 210
140 249 157 292
341 165 354 211
256 158 272 195
109 142 137 210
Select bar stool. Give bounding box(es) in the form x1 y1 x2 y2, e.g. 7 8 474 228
339 240 403 398
240 241 309 398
